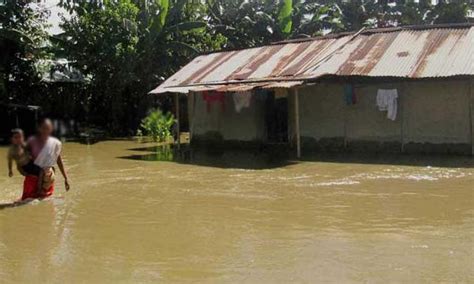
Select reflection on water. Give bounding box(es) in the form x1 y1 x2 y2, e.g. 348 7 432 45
121 144 296 169
0 140 473 283
121 144 474 169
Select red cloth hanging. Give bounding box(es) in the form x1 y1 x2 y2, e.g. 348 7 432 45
202 91 225 113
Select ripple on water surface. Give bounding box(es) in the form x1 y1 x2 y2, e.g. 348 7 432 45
0 141 473 283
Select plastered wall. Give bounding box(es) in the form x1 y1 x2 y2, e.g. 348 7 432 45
188 79 473 154
298 79 472 153
188 92 265 142
403 80 470 144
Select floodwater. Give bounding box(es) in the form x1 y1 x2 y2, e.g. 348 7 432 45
0 140 473 283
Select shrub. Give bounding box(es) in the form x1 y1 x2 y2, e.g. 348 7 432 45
138 109 175 142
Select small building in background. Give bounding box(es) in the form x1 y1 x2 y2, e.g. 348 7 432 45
0 103 40 144
1 59 89 143
151 24 474 156
37 58 89 137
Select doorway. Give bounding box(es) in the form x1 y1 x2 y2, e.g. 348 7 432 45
265 92 289 143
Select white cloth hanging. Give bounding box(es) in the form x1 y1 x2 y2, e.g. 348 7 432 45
376 89 398 121
232 91 252 113
34 137 62 169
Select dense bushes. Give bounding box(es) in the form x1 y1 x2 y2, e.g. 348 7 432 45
138 109 175 142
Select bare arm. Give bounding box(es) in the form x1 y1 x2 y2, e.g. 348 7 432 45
57 155 70 191
7 153 13 177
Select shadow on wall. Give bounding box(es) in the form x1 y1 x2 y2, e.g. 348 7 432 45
119 144 474 169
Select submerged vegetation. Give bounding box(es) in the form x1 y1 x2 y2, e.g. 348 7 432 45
1 0 473 136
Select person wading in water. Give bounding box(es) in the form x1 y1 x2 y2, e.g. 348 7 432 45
21 118 70 200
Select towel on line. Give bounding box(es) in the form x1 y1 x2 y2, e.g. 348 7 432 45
376 89 398 121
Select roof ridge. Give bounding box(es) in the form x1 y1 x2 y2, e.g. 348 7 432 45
151 23 474 94
202 23 474 55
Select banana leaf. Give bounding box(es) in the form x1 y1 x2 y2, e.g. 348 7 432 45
278 0 293 34
164 21 207 33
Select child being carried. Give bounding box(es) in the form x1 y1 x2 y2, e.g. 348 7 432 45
7 129 54 194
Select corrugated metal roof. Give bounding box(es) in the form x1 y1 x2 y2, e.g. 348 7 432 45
261 81 304 89
160 81 304 93
151 25 474 94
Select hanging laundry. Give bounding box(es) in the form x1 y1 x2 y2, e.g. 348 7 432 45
344 84 357 105
202 91 225 113
376 89 398 121
232 91 252 113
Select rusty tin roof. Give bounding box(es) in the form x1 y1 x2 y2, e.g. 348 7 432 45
151 24 474 94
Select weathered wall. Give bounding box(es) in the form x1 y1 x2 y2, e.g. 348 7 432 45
298 79 472 154
188 79 472 155
402 80 471 153
471 79 474 155
299 84 346 140
298 82 403 152
188 92 265 143
345 84 402 143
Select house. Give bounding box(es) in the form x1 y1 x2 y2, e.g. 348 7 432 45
0 103 40 144
38 59 89 137
150 24 474 157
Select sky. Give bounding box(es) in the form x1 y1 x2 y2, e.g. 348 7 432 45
41 0 67 35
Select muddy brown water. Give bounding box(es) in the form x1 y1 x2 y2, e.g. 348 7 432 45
0 140 473 283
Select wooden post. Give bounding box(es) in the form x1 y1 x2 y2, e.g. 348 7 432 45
343 89 348 149
401 82 406 153
189 92 195 141
175 93 181 151
470 78 474 156
295 89 301 159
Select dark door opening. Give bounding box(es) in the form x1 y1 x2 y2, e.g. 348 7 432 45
265 92 289 143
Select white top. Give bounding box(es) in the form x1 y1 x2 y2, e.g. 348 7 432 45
34 137 62 169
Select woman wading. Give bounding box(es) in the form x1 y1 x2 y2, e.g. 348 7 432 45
16 118 70 200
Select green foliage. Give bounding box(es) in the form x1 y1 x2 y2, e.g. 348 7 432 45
206 0 281 48
139 109 175 142
59 0 225 134
331 0 472 29
157 0 170 28
2 0 473 136
292 0 344 36
433 1 470 24
278 0 293 35
206 0 472 49
0 0 49 102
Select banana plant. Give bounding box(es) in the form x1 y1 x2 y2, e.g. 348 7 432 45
57 0 223 133
206 0 291 48
278 0 293 35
